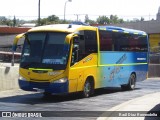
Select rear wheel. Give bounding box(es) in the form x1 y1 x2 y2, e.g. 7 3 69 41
121 74 136 90
82 79 94 98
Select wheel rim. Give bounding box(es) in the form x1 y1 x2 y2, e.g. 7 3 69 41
84 81 91 97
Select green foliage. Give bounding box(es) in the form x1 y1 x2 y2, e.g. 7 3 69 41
0 14 146 26
39 15 72 25
0 16 8 25
13 16 16 27
97 16 110 24
39 15 59 25
0 16 17 26
85 14 97 24
97 15 124 24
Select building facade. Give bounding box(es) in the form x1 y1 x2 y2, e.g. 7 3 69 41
157 6 160 21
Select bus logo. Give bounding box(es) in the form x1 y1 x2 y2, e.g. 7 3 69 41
83 56 93 63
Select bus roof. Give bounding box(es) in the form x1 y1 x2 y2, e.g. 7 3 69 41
98 26 147 35
28 24 95 33
28 24 147 36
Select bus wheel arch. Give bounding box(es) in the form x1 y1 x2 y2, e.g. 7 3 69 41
121 72 136 91
82 76 95 98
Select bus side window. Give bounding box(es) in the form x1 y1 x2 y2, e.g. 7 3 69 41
99 30 113 51
71 30 98 66
84 31 98 54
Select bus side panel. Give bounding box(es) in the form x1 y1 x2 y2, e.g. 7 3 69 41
98 52 148 88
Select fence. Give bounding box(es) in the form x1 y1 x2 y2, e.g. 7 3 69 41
0 45 22 64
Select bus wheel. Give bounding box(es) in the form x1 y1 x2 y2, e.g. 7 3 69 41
121 74 136 90
83 79 94 98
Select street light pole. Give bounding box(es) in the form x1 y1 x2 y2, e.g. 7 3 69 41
38 0 41 26
64 0 72 22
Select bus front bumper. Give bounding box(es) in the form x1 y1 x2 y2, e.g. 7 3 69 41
18 79 69 94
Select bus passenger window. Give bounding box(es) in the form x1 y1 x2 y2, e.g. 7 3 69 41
99 30 113 51
84 31 97 54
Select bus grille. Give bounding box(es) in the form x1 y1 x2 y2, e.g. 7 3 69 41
30 79 50 82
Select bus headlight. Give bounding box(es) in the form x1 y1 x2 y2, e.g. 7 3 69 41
52 78 68 83
19 75 27 81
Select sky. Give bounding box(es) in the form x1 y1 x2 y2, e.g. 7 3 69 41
0 0 159 21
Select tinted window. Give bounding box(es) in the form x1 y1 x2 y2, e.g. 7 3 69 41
72 30 97 63
99 30 113 51
20 32 70 70
84 31 97 54
115 33 148 52
99 30 148 52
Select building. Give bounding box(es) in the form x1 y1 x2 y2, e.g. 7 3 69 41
157 6 160 21
0 27 30 46
0 27 31 62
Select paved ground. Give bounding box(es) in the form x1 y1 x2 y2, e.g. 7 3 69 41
97 92 160 120
0 78 159 120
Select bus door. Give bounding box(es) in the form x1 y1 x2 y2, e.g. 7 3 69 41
67 34 84 93
67 30 98 93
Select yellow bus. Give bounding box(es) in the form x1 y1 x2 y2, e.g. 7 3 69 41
12 24 149 97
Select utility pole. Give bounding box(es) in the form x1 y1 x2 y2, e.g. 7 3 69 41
74 14 79 21
74 14 86 21
38 0 41 26
64 0 72 22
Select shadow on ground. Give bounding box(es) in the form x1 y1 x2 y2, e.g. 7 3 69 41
0 87 135 105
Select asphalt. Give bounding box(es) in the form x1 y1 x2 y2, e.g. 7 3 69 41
97 91 160 120
0 78 160 120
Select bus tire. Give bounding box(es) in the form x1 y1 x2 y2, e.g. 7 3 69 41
82 78 94 98
121 73 136 90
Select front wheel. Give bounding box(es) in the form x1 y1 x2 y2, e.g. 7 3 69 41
121 74 136 90
82 80 94 98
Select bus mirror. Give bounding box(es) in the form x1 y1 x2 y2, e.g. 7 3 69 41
65 34 78 44
12 33 25 51
12 33 24 66
65 35 71 44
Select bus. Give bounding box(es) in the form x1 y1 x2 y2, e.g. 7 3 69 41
12 24 149 97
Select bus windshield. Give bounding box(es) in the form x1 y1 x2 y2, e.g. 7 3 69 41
20 32 70 70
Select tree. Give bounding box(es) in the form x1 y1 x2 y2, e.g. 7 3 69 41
84 14 96 24
110 15 118 24
0 16 7 25
110 15 124 24
47 15 59 22
13 16 16 27
39 18 48 25
118 18 124 23
96 15 124 24
97 16 110 24
140 17 145 21
38 15 60 25
0 16 14 26
85 14 89 23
